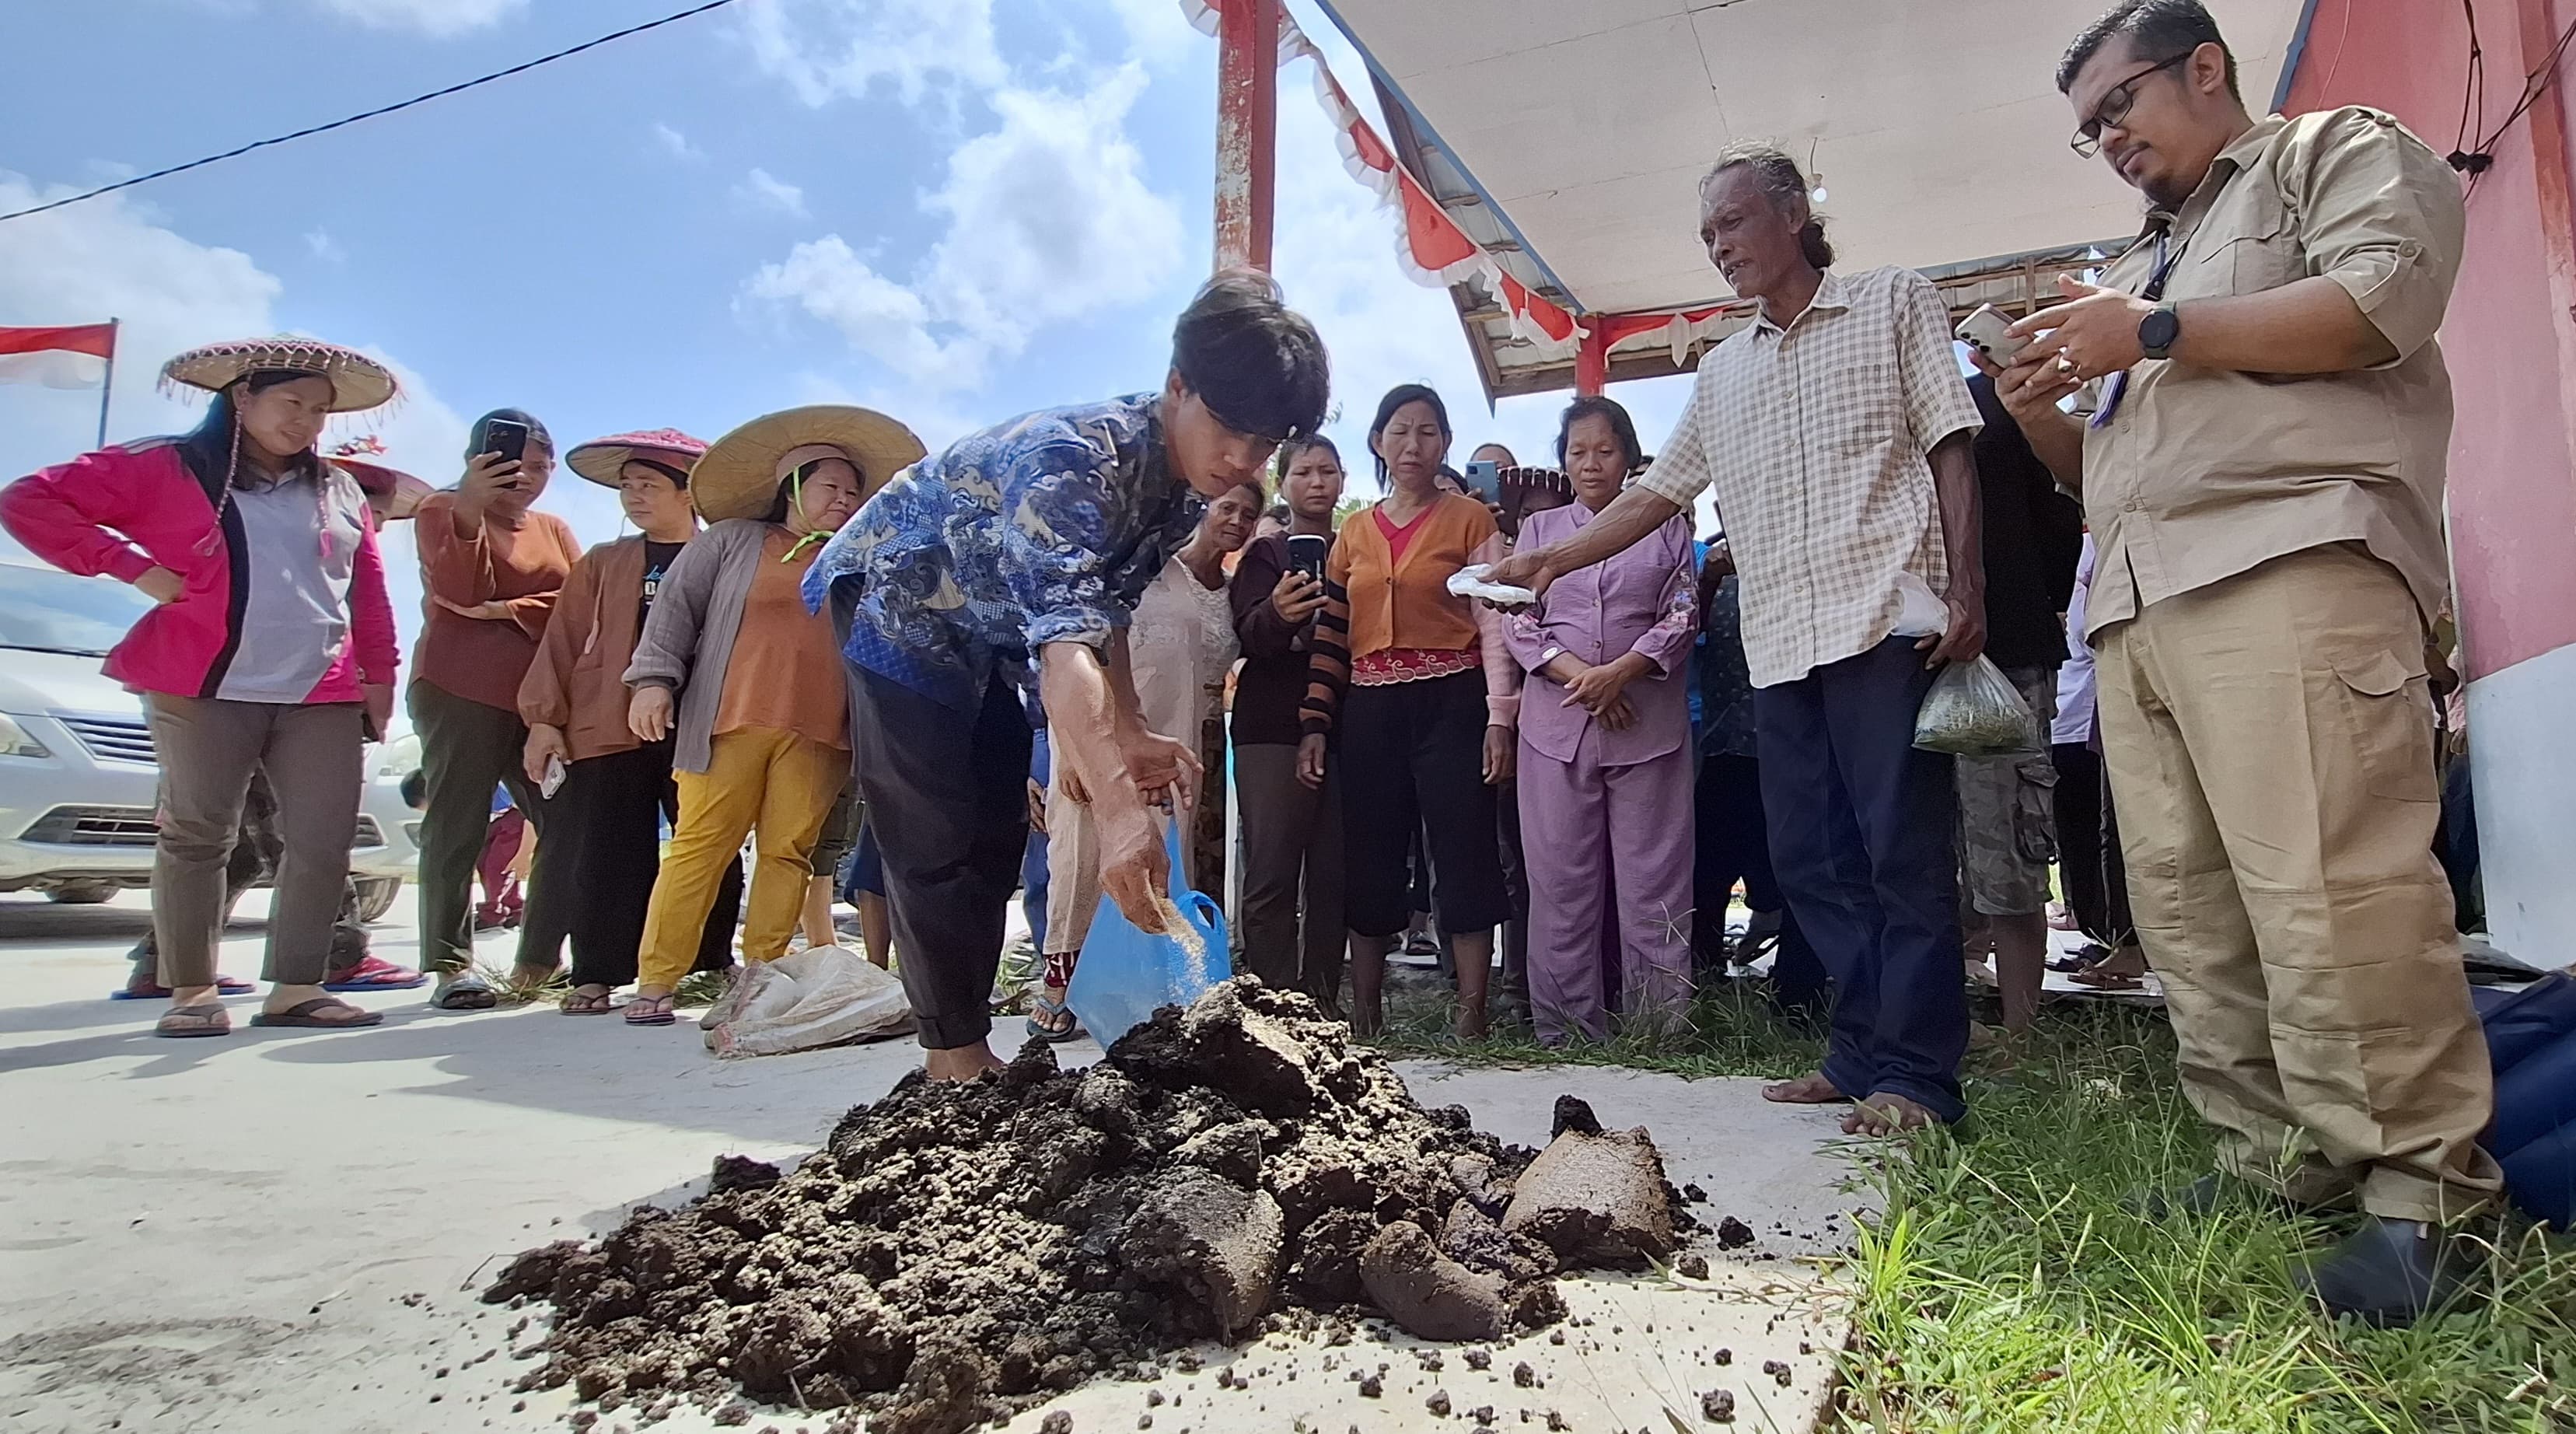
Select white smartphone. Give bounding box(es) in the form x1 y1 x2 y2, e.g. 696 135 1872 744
1954 303 2031 366
540 754 568 800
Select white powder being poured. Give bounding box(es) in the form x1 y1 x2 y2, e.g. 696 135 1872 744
1156 891 1209 992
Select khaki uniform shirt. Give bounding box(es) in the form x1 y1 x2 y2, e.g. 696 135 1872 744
1642 266 1982 687
2081 107 2465 639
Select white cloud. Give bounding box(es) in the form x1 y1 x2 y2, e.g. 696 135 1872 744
736 0 1008 108
312 0 526 37
652 123 704 163
305 229 347 264
735 168 809 218
746 65 1184 391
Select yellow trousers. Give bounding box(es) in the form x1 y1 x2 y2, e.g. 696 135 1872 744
637 729 850 991
2095 544 2501 1223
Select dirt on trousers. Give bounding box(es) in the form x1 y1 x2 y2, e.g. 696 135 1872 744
484 979 1697 1433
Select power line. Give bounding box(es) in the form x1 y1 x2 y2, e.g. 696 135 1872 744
0 0 744 226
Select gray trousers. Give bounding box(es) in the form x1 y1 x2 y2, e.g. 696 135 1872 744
410 680 568 974
1232 743 1345 1005
144 694 364 988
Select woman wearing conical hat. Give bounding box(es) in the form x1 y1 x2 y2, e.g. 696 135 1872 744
618 405 927 1027
516 429 744 1013
0 338 404 1037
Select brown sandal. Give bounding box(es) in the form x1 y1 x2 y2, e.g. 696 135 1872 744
250 997 383 1029
155 1002 231 1038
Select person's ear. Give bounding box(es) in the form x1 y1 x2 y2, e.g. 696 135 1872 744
1162 369 1190 406
2190 42 2225 99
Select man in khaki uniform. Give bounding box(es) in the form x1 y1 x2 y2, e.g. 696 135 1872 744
1990 0 2501 1327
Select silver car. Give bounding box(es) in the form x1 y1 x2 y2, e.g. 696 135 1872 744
0 561 414 916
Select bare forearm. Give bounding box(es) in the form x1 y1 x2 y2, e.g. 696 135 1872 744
1529 488 1682 582
2019 404 2086 491
1930 432 1984 603
2175 276 2396 374
1040 640 1127 797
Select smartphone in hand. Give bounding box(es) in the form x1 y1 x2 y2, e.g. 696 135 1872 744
1286 533 1327 581
482 418 531 481
1460 459 1502 505
1954 304 2030 366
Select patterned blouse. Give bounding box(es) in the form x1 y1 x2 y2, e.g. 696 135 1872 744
802 393 1202 712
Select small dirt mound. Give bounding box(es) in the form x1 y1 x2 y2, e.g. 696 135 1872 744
487 979 1693 1432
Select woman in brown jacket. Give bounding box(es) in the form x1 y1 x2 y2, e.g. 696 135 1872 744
518 431 743 1013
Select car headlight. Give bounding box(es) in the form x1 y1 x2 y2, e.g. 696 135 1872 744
0 714 54 759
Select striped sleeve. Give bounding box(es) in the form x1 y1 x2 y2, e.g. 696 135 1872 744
1298 576 1351 738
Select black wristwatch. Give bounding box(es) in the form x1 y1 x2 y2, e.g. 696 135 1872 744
2139 304 2180 361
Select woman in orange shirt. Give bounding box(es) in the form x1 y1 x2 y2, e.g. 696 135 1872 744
1298 384 1519 1038
618 406 926 1027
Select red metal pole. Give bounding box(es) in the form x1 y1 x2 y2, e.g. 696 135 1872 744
1215 0 1278 271
1574 326 1610 396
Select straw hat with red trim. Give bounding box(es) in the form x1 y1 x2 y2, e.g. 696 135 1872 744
565 428 709 488
689 405 926 523
322 436 434 522
159 337 398 414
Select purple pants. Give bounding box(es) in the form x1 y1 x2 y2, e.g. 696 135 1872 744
1518 728 1696 1043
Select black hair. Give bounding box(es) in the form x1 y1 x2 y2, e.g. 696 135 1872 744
2057 0 2237 99
175 370 327 502
1556 395 1645 476
1367 383 1451 486
1703 142 1835 270
1271 433 1341 484
1170 268 1331 444
464 407 553 462
631 458 690 489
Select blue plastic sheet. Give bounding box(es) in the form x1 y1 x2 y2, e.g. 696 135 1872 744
1065 817 1229 1046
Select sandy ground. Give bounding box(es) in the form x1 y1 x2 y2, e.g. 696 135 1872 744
0 889 1864 1433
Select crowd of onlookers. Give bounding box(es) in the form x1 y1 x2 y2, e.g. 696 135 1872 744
0 0 2514 1330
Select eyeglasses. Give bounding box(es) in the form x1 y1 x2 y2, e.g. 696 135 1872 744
2070 52 2193 158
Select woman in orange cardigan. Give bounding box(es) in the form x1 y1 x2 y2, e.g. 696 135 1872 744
1298 384 1519 1038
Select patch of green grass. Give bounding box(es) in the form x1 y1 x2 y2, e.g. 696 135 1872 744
1370 988 2576 1431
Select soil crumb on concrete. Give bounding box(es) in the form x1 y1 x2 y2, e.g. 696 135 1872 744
485 980 1694 1432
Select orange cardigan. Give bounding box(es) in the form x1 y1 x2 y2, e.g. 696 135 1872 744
1300 493 1519 736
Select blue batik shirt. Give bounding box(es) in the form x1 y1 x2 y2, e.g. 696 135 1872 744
802 393 1204 712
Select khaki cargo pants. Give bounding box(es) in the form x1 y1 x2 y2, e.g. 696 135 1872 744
2095 544 2501 1224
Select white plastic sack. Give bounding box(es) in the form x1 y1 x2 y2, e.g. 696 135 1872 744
1890 572 1950 638
701 946 914 1058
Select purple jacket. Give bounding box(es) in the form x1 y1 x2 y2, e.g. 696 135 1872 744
1507 503 1699 766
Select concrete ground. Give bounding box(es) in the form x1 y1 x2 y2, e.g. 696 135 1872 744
0 890 1862 1433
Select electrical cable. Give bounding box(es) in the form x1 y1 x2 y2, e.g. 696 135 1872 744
2452 8 2576 201
0 0 743 226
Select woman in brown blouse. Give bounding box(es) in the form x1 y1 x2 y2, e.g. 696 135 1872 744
411 409 582 1009
618 406 925 1027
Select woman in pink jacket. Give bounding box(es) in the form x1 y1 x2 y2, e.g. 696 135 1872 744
0 338 402 1038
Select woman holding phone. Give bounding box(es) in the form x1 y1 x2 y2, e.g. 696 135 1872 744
1298 384 1519 1038
0 338 402 1037
619 405 924 1027
1229 435 1348 1009
411 409 582 1009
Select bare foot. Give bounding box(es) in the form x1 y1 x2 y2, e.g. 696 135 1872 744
924 1042 1006 1083
1761 1072 1847 1105
1842 1091 1940 1136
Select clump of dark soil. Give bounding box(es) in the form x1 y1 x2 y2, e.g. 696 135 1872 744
485 979 1694 1432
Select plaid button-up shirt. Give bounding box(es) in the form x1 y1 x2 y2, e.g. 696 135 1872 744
1640 266 1981 687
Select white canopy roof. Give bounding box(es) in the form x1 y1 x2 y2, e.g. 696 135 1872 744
1314 0 2314 395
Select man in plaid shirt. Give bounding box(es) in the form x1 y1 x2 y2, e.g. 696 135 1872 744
1491 143 1987 1135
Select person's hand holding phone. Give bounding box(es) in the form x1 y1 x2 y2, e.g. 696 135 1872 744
1269 570 1326 624
454 449 526 530
523 722 571 787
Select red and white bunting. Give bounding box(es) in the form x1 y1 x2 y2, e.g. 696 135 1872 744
1181 0 1587 361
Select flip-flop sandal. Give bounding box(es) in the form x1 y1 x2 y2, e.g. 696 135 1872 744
2068 967 2145 991
154 1002 232 1038
323 956 429 992
2049 943 2114 974
430 974 498 1011
114 974 255 1000
624 996 676 1027
250 997 384 1030
561 988 617 1015
1023 993 1085 1044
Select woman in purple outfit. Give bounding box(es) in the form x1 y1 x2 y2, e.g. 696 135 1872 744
1507 397 1700 1044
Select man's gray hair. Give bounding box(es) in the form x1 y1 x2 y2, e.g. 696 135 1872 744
1700 142 1836 269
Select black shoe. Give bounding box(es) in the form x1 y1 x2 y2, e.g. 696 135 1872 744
2293 1216 2483 1328
2128 1173 2339 1222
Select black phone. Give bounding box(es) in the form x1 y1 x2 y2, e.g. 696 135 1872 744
483 419 530 469
1286 533 1327 581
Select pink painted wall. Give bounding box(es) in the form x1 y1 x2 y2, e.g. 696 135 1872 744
2284 0 2576 680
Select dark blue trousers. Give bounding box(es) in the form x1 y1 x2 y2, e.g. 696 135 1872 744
1754 638 1968 1122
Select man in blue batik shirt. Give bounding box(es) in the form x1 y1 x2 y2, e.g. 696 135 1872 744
806 271 1330 1082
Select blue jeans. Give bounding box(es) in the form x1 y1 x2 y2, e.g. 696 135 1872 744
1022 728 1052 953
1754 637 1967 1122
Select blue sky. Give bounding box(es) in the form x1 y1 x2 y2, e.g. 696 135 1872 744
0 0 1697 642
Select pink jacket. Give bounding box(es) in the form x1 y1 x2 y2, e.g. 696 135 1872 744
0 438 400 702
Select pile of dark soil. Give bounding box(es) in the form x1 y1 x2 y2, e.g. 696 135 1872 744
485 979 1693 1432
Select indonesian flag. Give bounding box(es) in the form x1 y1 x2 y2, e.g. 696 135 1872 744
0 324 117 390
